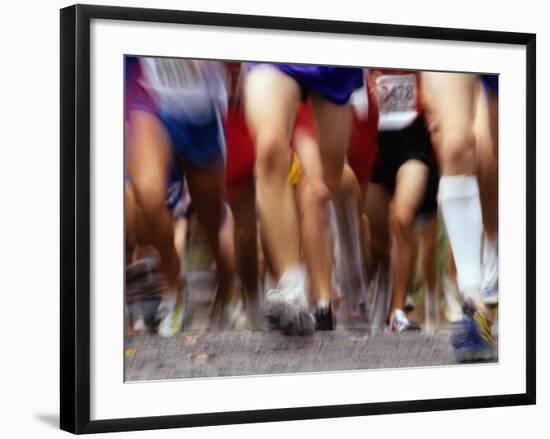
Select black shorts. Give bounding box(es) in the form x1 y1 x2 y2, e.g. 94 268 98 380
371 114 439 216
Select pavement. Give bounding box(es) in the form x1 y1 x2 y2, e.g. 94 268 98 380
125 329 458 381
124 271 497 382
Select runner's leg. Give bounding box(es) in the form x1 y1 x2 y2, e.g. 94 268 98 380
389 160 428 327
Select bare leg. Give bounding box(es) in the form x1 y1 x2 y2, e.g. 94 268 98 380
419 215 439 332
331 165 369 317
294 128 332 306
244 66 301 277
227 176 263 330
185 166 235 329
422 73 485 312
475 89 498 242
389 160 429 317
364 182 391 329
126 111 180 299
310 94 352 195
245 66 316 335
125 182 138 265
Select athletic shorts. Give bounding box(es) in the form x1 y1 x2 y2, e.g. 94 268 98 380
371 113 439 215
125 57 226 171
224 101 317 185
247 63 364 105
480 74 498 94
225 102 256 185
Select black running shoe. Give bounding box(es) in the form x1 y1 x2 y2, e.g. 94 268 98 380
315 304 335 331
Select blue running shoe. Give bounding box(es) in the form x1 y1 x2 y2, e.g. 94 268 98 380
450 301 496 363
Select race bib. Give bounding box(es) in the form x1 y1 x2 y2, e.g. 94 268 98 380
374 74 417 114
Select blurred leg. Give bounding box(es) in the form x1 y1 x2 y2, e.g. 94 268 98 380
227 176 263 330
419 215 439 332
389 160 429 316
422 73 484 310
364 183 391 277
294 129 332 306
310 94 352 194
126 111 180 298
244 66 301 278
185 166 235 329
332 165 369 315
364 182 391 329
475 83 499 307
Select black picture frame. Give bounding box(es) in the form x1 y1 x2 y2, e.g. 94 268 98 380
60 3 536 434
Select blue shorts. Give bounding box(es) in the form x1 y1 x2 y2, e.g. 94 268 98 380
248 63 363 105
481 74 498 94
159 110 226 171
126 57 226 171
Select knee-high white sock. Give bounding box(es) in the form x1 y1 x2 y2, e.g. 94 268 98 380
438 176 483 301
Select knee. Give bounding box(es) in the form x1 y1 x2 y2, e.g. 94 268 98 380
390 206 415 241
440 129 476 171
303 180 331 213
255 132 289 178
130 176 167 220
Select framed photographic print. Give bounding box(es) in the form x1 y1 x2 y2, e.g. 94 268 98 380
60 4 536 434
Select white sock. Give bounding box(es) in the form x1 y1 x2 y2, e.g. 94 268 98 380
438 176 483 301
482 235 498 286
278 264 306 290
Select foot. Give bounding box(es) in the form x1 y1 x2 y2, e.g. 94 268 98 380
156 294 184 337
389 309 421 333
450 300 496 363
264 284 315 336
314 303 335 331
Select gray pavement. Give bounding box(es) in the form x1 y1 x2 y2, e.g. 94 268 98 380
124 271 497 382
125 329 467 381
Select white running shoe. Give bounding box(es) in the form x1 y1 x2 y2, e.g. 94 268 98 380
264 284 315 336
389 309 420 333
157 294 184 337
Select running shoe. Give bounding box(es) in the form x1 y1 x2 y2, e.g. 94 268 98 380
156 294 184 337
389 309 421 333
450 300 496 363
314 303 335 331
264 285 315 336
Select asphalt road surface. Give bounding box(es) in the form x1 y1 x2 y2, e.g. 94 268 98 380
124 271 497 382
125 329 463 381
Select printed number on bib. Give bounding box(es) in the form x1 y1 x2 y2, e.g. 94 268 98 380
375 74 417 114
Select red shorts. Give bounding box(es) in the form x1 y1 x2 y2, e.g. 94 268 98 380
347 86 379 185
224 102 317 185
225 104 256 185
